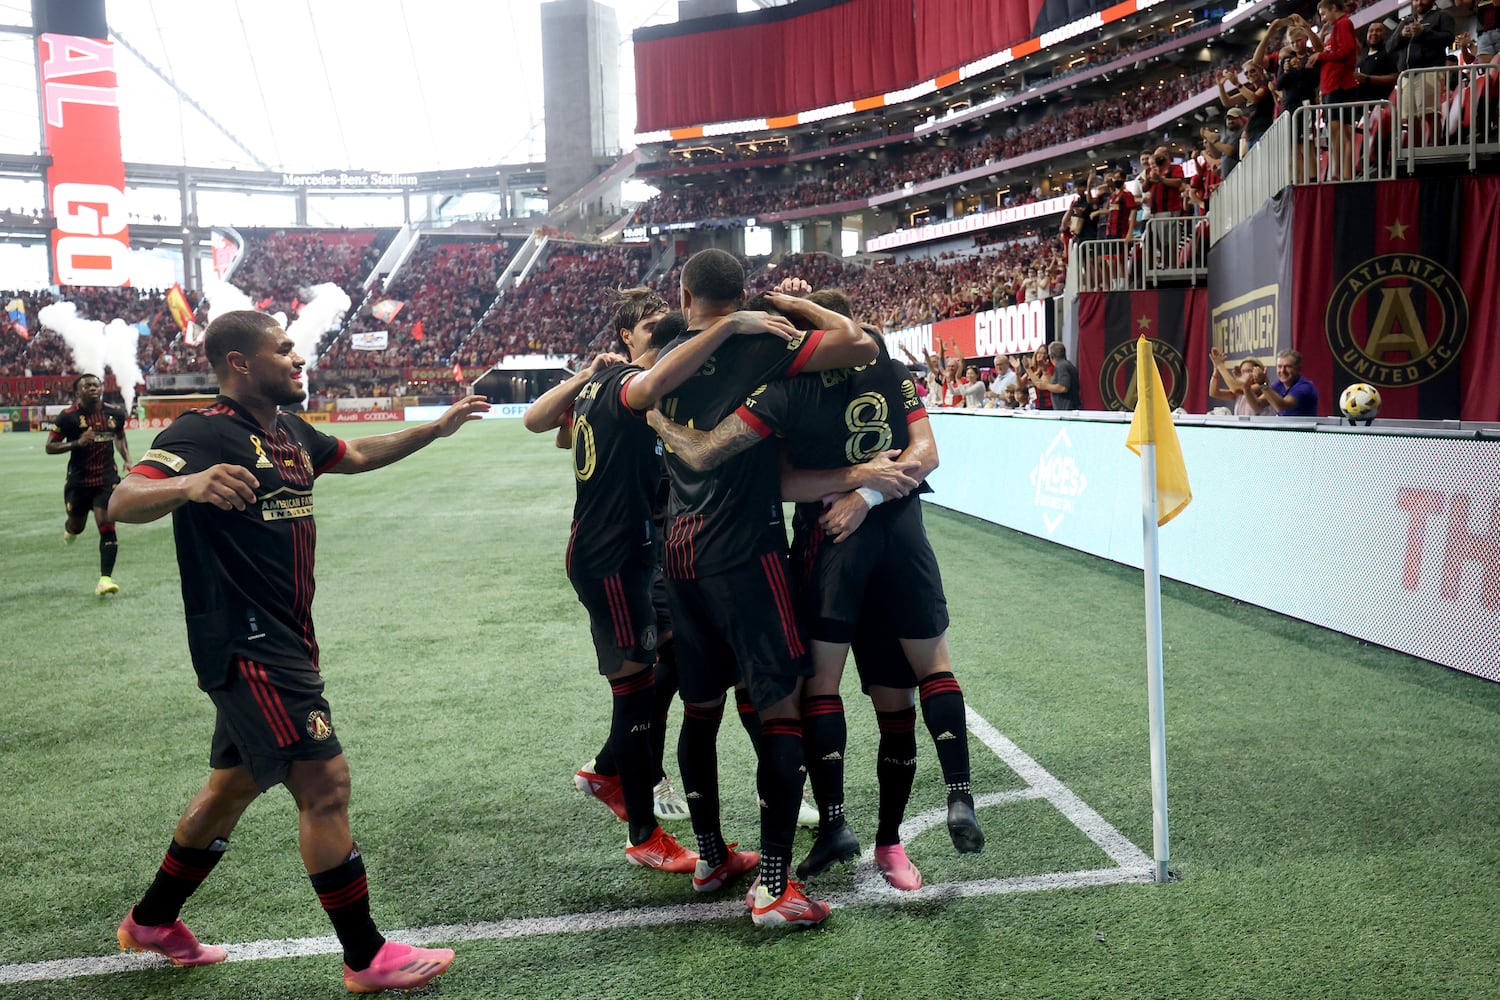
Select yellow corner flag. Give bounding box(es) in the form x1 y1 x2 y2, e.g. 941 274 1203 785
1126 336 1192 526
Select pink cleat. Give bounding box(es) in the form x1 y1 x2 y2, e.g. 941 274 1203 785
343 941 455 994
873 843 923 891
117 910 227 966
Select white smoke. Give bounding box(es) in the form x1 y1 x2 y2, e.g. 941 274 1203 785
37 302 145 412
201 277 254 321
200 279 348 397
101 319 145 414
285 282 352 385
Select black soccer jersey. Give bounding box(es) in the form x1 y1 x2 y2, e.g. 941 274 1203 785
131 396 346 691
50 404 128 487
738 340 928 478
564 362 658 578
656 326 825 579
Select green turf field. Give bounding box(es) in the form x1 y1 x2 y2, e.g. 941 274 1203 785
1 419 1497 999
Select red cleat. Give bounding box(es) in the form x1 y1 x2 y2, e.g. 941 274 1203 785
573 760 627 821
748 880 832 928
625 826 699 873
692 844 760 893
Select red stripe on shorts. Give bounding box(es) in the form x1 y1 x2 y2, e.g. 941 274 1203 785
604 573 633 648
760 551 805 658
239 657 300 747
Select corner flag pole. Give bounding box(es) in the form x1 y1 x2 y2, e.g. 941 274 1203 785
1125 335 1181 884
1139 432 1170 883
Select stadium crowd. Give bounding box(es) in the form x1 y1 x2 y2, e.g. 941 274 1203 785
635 56 1238 225
328 239 517 371
1 0 1429 411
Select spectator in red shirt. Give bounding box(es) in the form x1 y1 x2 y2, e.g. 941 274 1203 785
1311 0 1361 179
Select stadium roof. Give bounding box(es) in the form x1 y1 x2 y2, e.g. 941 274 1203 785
0 0 742 174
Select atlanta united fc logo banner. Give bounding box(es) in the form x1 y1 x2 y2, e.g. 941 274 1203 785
1291 178 1499 422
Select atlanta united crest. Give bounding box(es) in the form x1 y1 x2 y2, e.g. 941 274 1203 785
306 710 334 741
1324 253 1467 387
1098 337 1188 411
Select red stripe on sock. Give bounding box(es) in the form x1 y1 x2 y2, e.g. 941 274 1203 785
761 718 801 739
803 695 843 718
317 874 369 910
876 708 918 734
920 677 962 700
611 671 654 697
684 702 724 722
160 855 213 882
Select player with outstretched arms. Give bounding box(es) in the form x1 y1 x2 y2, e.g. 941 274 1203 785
107 310 485 994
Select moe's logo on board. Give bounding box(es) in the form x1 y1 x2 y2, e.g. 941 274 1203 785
1097 337 1187 412
1325 253 1467 387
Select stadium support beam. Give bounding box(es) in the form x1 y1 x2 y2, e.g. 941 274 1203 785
108 28 277 172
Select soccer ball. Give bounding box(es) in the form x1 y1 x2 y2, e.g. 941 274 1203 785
1339 383 1382 423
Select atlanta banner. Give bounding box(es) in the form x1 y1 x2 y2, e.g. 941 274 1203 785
1075 288 1211 413
1290 178 1499 422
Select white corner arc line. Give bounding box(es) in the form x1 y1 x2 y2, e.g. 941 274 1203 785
964 705 1153 870
0 708 1153 986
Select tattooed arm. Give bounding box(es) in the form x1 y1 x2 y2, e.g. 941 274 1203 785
645 409 764 473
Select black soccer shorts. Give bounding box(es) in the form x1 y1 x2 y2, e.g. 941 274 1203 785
208 656 343 791
665 549 812 712
848 589 921 693
792 496 949 645
570 554 659 675
64 482 114 517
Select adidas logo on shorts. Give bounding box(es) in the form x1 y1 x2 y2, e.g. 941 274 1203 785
935 730 957 740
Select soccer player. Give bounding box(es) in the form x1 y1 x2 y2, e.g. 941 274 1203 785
650 287 985 892
46 373 130 595
524 294 795 871
653 249 878 927
527 289 690 826
107 310 484 993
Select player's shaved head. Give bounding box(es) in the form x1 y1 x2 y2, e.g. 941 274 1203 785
681 249 744 307
205 311 280 373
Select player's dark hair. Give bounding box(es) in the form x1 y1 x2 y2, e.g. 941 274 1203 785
806 288 854 318
72 373 101 394
681 249 744 307
610 286 668 351
649 310 689 351
205 310 279 372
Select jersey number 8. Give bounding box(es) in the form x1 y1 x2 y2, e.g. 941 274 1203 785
844 391 893 464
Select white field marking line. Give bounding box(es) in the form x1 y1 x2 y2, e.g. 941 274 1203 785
0 707 1153 986
965 705 1155 871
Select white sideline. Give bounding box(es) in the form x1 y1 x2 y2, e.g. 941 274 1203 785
0 708 1153 986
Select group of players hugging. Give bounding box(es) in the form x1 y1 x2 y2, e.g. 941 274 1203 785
527 249 985 928
87 248 982 993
